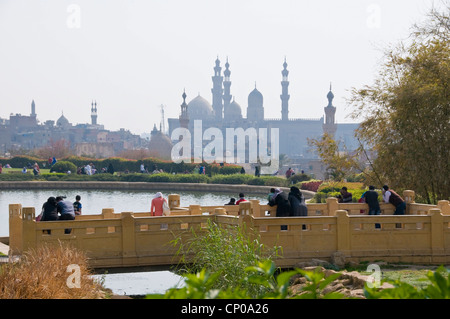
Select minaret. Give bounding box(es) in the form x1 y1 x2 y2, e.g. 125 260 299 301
222 57 232 120
31 100 36 118
280 58 290 121
211 57 224 121
91 100 98 125
179 90 189 129
323 83 337 136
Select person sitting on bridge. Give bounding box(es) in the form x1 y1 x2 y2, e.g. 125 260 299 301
73 195 82 216
151 192 168 216
56 196 75 234
269 188 291 230
235 193 248 205
225 198 236 205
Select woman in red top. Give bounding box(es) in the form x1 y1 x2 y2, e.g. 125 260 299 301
151 192 166 216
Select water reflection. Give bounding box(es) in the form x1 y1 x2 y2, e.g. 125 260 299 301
92 270 185 296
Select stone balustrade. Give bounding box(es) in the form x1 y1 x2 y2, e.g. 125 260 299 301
8 190 450 269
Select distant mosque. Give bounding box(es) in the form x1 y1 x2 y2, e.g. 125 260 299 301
0 99 147 158
167 57 359 161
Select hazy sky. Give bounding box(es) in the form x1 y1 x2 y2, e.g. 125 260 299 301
0 0 443 135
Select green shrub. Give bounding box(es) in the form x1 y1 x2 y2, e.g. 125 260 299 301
289 173 311 184
262 177 290 187
91 174 120 182
2 156 43 169
247 176 266 185
171 174 209 183
209 174 253 185
50 161 77 174
0 173 34 181
146 173 172 183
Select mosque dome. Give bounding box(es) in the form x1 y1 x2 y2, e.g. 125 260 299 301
248 88 263 108
56 113 70 127
228 100 242 118
149 124 173 159
187 95 214 120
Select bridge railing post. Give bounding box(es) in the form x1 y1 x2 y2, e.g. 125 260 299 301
22 207 36 253
102 208 115 219
9 204 23 255
336 210 350 256
437 200 450 215
403 190 415 215
250 200 262 217
327 197 339 216
121 212 137 266
213 208 226 216
189 205 201 215
238 201 253 229
168 194 180 209
429 208 444 259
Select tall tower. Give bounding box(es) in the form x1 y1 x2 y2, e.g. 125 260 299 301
179 90 189 129
31 100 36 118
91 100 98 125
280 58 290 121
323 84 337 136
222 57 232 120
211 57 224 121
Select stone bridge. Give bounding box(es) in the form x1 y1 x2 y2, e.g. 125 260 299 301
7 190 450 269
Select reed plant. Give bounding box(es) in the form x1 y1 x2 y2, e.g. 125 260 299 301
0 243 106 299
171 219 282 297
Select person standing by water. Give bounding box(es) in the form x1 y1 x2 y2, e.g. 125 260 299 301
151 192 168 216
382 185 406 215
337 187 353 203
364 185 381 229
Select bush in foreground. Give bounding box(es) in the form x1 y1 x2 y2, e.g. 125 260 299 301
0 244 106 299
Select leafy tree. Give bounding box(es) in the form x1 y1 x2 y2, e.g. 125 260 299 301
308 133 361 181
348 4 450 203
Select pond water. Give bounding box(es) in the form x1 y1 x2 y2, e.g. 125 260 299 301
0 188 268 296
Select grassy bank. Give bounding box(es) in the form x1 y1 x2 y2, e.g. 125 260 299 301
0 170 294 188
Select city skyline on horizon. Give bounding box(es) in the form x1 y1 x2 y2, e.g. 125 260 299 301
0 0 444 135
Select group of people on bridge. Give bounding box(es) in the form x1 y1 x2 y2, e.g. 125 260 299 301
33 183 406 232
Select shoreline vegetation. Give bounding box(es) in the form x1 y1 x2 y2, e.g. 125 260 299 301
0 155 322 196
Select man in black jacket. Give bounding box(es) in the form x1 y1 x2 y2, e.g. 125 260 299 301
364 186 381 228
269 188 291 230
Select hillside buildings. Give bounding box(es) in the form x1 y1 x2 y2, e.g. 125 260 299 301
0 100 148 158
